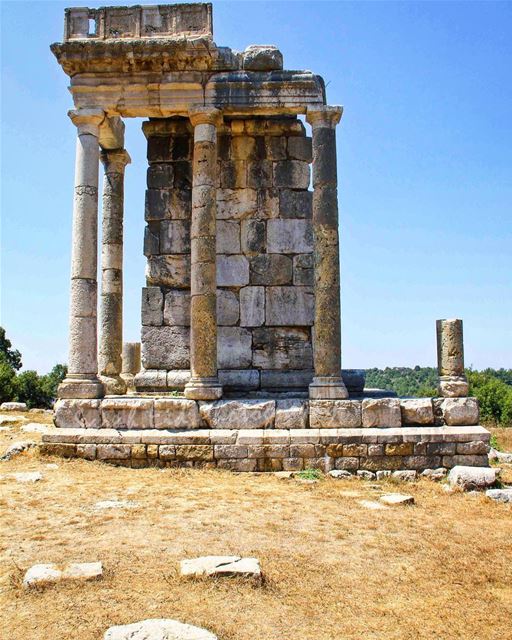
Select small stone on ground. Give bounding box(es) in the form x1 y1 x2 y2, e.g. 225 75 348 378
11 471 43 483
486 488 512 503
104 618 218 640
23 561 103 588
448 466 497 491
180 555 261 581
0 440 37 461
488 448 512 464
357 470 376 480
329 470 353 479
0 402 27 411
380 493 415 506
392 470 417 482
421 468 447 481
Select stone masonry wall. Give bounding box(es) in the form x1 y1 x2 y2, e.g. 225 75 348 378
138 116 314 392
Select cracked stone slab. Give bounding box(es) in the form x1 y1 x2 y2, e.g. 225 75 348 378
104 618 218 640
23 561 103 588
180 555 261 580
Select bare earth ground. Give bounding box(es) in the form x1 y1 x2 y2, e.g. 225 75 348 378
1 414 511 640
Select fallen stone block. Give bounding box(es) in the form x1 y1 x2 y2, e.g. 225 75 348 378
104 619 218 640
23 561 103 588
391 470 417 482
0 441 37 461
0 402 27 411
488 448 512 464
421 468 447 481
180 556 261 581
380 493 415 506
448 465 497 491
0 415 25 425
486 488 512 503
357 470 376 480
329 469 353 480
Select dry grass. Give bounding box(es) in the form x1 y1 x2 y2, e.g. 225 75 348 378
1 415 511 640
489 427 512 452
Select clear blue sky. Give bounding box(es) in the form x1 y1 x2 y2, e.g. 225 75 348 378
1 0 511 374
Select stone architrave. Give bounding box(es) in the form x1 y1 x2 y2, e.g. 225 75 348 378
306 106 348 400
99 148 131 395
184 107 223 400
58 108 105 400
436 319 469 397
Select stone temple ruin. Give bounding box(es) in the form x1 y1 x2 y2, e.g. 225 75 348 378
44 4 490 471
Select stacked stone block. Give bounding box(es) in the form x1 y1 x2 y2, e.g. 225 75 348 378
138 116 316 392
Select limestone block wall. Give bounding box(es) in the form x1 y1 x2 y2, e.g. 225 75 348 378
138 116 315 392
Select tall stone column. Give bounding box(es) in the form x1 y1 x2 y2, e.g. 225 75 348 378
306 105 348 400
184 107 223 400
121 342 141 393
98 149 131 395
58 108 105 399
436 319 469 397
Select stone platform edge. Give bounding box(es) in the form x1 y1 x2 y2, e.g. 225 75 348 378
53 396 481 431
41 426 490 472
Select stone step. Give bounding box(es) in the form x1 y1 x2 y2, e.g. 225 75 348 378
41 425 490 472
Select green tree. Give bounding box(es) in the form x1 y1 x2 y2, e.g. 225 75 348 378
0 353 17 403
0 327 22 370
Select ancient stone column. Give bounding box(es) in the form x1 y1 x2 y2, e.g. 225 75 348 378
58 108 105 399
306 105 348 400
436 319 468 397
184 107 223 400
98 149 131 395
121 342 141 393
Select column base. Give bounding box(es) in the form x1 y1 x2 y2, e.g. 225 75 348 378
100 375 127 396
438 376 469 398
309 376 349 400
58 376 105 399
184 377 223 400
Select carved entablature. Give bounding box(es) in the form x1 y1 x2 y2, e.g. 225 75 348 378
64 4 213 41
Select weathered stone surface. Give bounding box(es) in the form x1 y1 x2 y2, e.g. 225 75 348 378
141 287 164 326
249 254 292 285
218 327 252 369
279 189 312 219
438 378 469 398
23 562 102 588
141 326 189 369
391 470 417 482
400 399 434 425
216 220 240 254
21 423 51 434
293 254 314 286
488 448 512 463
380 493 414 506
216 188 258 219
97 444 132 459
216 290 239 325
362 398 402 428
486 488 512 503
1 402 27 411
164 290 190 326
239 286 265 327
218 369 259 390
241 220 266 255
309 400 362 428
216 255 249 286
134 369 168 390
267 219 313 254
54 399 101 429
181 555 261 580
274 160 310 189
159 220 190 254
167 370 191 389
146 255 190 288
440 398 479 426
266 287 314 326
437 319 465 377
421 468 447 481
147 163 173 189
260 369 313 389
243 44 283 71
252 327 312 369
448 465 497 491
200 400 275 429
154 399 201 429
101 399 153 430
329 469 353 479
456 440 488 455
104 618 217 640
275 399 308 429
247 160 273 189
287 136 313 162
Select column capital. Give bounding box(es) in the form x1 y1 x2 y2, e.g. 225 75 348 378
68 108 105 137
306 105 343 129
188 106 223 128
100 149 131 173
